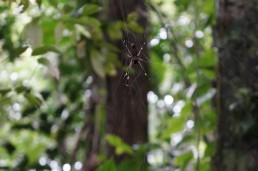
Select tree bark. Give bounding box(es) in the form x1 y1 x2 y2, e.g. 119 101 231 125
213 0 258 170
106 0 149 161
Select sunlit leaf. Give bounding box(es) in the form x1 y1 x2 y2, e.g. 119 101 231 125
15 46 29 56
0 88 11 96
75 24 91 38
20 0 29 12
106 134 133 155
24 93 42 108
176 134 195 148
196 88 216 105
127 13 144 33
90 50 105 78
96 159 117 171
82 17 101 28
37 57 49 65
160 117 185 139
82 4 101 16
107 22 123 40
23 21 43 47
174 151 193 170
105 63 117 76
15 86 30 94
48 0 58 7
175 0 191 11
204 143 215 157
32 45 60 56
36 0 42 8
180 100 192 117
150 52 166 89
238 87 249 95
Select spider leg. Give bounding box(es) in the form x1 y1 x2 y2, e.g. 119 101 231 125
141 53 151 63
123 40 134 56
138 60 149 78
126 53 133 58
124 59 134 86
125 44 133 57
124 59 133 80
137 58 149 64
137 42 145 56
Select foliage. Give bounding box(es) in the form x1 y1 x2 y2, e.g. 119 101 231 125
0 0 216 170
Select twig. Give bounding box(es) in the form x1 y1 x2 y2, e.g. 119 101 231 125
146 1 191 87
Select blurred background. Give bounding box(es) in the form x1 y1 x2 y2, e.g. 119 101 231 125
1 0 257 171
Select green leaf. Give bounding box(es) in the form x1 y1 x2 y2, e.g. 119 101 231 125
238 87 249 95
96 159 117 171
176 134 194 148
37 57 49 65
82 4 101 16
15 86 30 94
0 88 12 96
107 22 123 40
75 24 91 38
105 63 117 76
24 93 42 108
90 50 105 78
48 0 58 7
36 0 42 8
76 17 102 39
150 52 166 86
80 17 101 28
117 156 146 171
204 143 215 157
196 88 216 105
22 21 43 47
127 13 144 33
180 100 192 118
240 118 255 133
175 0 191 11
106 134 133 155
101 42 120 53
32 45 60 56
174 151 193 170
15 46 29 56
199 49 216 68
160 117 185 139
20 0 29 12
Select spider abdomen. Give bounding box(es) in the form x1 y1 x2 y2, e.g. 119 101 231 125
130 43 138 56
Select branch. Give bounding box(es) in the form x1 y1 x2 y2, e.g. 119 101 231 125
146 1 191 87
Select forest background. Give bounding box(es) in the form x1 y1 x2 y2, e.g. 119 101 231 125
1 0 257 171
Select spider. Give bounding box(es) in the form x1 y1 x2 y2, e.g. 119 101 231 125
123 40 148 86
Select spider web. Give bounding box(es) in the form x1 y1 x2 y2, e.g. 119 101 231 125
105 0 155 169
107 0 258 170
6 1 164 170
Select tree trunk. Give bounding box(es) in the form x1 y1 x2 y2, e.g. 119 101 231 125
106 0 149 161
213 0 258 170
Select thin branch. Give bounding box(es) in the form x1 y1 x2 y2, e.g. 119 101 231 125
146 1 191 87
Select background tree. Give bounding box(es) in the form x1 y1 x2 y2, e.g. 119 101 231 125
106 0 149 160
213 0 258 170
0 0 226 171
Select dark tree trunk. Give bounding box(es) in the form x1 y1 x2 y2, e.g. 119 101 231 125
213 0 258 170
106 0 149 161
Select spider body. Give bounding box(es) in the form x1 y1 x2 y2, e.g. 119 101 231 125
129 43 139 65
130 43 138 56
123 41 148 86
